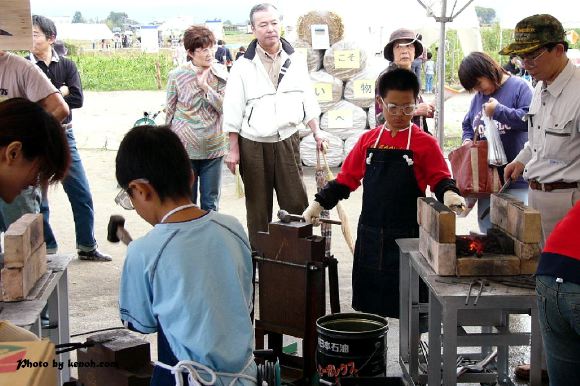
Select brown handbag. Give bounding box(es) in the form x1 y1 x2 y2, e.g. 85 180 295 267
448 132 502 197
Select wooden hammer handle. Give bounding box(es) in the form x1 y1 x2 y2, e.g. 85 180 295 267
319 218 342 225
116 226 133 246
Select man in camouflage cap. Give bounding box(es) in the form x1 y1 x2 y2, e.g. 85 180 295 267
499 14 565 56
502 14 580 384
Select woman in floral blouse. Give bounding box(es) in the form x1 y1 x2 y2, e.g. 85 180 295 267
166 25 228 211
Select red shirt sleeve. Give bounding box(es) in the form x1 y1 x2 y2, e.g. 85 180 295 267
410 128 452 192
336 125 451 193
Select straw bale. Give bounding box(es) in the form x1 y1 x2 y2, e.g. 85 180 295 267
292 39 323 72
323 40 367 81
300 132 344 167
296 11 344 47
320 100 367 139
310 70 343 113
343 68 380 108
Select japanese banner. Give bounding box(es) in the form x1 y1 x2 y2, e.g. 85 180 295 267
334 50 360 69
328 109 353 129
314 83 333 102
353 79 374 99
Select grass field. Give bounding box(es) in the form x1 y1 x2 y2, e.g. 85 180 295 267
72 52 173 91
69 33 254 91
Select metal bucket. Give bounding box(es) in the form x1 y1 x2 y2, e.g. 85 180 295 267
316 313 388 382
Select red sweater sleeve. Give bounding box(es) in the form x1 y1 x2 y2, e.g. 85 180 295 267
543 200 580 261
336 125 451 193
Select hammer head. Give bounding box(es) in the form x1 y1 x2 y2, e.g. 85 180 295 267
107 215 126 243
277 210 291 223
277 210 292 223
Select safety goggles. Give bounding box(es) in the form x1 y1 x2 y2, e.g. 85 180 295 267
381 99 416 116
114 178 149 210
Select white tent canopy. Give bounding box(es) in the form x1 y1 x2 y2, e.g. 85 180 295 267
55 23 114 41
158 16 196 38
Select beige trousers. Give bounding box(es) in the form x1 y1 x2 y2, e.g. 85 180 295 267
528 187 580 248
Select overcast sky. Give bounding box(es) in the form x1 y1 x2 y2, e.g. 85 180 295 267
29 0 578 27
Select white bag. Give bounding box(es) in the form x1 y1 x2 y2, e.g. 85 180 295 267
482 111 507 166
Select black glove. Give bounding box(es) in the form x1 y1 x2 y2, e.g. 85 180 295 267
314 179 351 209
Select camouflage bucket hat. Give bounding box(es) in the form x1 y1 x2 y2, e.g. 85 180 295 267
499 14 565 55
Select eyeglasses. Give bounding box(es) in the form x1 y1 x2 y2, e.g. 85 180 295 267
516 48 548 68
114 178 149 210
381 99 416 116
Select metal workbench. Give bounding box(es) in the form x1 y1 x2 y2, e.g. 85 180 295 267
0 254 72 385
397 239 543 386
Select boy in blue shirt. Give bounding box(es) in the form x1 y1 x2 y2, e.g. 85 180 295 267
115 125 256 386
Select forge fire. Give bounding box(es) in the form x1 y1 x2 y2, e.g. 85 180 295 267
456 228 515 257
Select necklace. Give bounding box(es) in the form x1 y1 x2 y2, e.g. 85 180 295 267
160 204 197 224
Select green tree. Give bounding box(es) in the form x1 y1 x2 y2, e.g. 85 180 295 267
475 6 496 25
72 11 85 23
105 11 128 30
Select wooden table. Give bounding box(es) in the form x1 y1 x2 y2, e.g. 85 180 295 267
397 239 543 386
0 254 72 385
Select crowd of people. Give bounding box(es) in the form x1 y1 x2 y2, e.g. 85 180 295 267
1 3 580 385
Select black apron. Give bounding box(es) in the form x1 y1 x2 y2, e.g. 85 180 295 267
351 128 427 318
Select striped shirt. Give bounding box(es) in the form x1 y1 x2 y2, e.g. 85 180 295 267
165 61 228 159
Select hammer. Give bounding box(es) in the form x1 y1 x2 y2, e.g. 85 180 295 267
107 215 133 245
277 209 341 225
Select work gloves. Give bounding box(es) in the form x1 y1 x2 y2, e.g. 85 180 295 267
302 201 324 226
444 190 466 213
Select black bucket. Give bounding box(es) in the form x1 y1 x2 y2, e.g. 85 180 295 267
316 313 388 382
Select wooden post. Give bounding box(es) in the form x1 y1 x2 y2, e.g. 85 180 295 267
155 60 162 89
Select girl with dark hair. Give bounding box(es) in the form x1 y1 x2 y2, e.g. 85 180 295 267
0 98 70 203
458 51 533 232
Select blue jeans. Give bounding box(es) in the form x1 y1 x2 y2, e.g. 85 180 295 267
536 275 580 385
477 187 528 233
190 157 223 211
41 128 96 251
425 74 434 93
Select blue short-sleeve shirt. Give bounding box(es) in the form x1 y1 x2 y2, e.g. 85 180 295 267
119 211 255 385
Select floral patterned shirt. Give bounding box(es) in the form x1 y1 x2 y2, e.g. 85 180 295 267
165 62 228 159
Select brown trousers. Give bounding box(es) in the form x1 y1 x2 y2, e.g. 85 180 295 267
239 132 308 248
